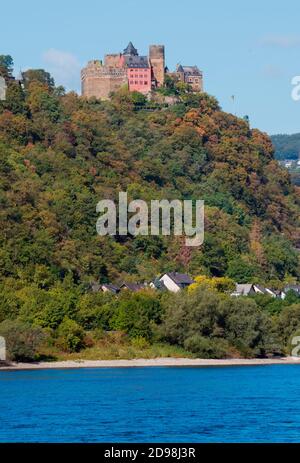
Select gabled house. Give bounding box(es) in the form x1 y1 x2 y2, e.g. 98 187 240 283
101 284 120 294
91 282 120 294
231 284 256 297
231 283 278 298
119 282 146 292
253 284 277 298
156 272 194 293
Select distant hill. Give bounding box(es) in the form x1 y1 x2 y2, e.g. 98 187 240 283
271 133 300 160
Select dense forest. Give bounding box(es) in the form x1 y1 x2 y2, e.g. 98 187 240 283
0 55 300 361
271 133 300 160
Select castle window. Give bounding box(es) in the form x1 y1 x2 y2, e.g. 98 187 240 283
135 81 138 84
144 81 148 85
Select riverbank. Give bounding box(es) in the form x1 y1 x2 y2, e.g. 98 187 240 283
1 356 300 371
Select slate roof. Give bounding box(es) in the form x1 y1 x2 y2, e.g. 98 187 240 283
124 55 149 68
176 64 184 73
123 42 138 56
233 284 255 296
119 282 145 292
254 284 268 294
181 65 202 76
162 272 194 286
101 283 120 293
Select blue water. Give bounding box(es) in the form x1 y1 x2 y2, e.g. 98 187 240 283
0 365 300 442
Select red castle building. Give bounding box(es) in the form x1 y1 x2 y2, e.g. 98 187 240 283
81 42 202 100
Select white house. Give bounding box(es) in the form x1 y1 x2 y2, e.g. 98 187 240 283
153 272 194 293
231 283 277 298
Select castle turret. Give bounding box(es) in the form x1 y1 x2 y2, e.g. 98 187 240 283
149 45 165 88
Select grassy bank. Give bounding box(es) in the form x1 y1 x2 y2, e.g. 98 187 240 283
40 339 193 362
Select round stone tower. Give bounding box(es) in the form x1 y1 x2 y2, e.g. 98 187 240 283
149 45 165 88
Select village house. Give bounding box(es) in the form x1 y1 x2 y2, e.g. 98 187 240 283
151 272 194 293
119 282 146 292
92 276 300 299
231 283 278 298
101 283 120 294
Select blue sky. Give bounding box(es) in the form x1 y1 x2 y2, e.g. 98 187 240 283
2 0 300 134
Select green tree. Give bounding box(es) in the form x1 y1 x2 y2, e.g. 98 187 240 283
56 317 85 352
111 291 162 340
0 55 13 78
22 69 55 90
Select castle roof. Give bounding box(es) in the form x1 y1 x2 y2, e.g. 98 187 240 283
181 65 202 76
123 42 138 56
176 64 184 73
124 55 149 68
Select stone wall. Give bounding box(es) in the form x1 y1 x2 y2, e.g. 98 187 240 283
81 61 128 99
104 54 123 67
149 45 165 87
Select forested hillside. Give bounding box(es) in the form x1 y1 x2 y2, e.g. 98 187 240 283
0 59 300 360
271 133 300 160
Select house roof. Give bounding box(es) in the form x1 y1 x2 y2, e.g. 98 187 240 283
181 65 202 76
234 284 254 295
101 283 120 293
120 282 145 291
176 64 184 73
123 42 138 56
254 284 268 294
162 272 194 286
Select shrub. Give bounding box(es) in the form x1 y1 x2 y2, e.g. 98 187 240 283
160 285 278 358
0 319 45 361
131 336 150 350
56 317 85 352
276 304 300 346
184 335 230 359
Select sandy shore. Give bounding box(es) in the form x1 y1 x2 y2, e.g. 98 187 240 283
1 356 300 371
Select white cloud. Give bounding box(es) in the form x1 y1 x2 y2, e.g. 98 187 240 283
42 49 81 91
260 35 300 48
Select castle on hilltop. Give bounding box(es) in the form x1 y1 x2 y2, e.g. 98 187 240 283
81 42 203 100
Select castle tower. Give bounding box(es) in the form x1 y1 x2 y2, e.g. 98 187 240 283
149 45 165 88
